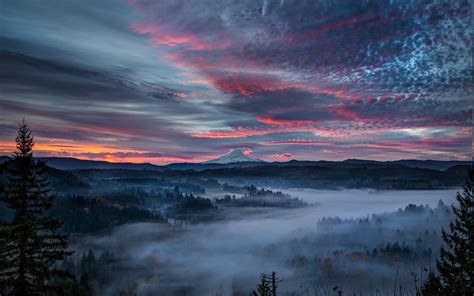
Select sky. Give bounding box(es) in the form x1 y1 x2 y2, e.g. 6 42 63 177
0 0 472 164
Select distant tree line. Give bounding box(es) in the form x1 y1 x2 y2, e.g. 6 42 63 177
52 196 166 233
215 186 307 208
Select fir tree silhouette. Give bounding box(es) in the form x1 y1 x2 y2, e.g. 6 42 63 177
0 121 73 295
421 167 474 295
251 272 281 296
420 270 443 296
251 275 271 296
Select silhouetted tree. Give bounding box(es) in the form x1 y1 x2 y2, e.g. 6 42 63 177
251 275 271 296
0 121 73 295
420 271 443 296
251 272 281 296
78 272 93 296
421 168 474 295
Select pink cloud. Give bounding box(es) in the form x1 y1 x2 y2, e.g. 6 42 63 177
131 22 226 51
191 127 271 139
191 125 319 139
256 115 317 126
260 139 329 146
268 153 292 159
321 149 346 155
206 73 284 96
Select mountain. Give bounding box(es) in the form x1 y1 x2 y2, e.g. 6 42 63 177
0 155 469 172
344 159 471 170
0 156 164 171
38 157 166 171
391 159 472 170
203 148 264 164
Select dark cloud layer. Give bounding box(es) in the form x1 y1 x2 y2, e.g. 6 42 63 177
1 0 472 162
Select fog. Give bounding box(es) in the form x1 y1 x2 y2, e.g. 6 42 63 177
278 188 457 218
72 189 458 295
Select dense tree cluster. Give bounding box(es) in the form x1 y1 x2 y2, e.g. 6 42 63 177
53 196 166 233
215 186 307 208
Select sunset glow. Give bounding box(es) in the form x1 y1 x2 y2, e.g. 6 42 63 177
1 0 472 163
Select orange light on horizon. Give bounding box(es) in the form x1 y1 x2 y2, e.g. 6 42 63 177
0 140 200 165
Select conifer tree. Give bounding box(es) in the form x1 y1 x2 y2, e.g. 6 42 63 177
437 167 474 294
420 271 443 296
251 275 271 296
251 272 281 296
421 167 474 295
0 121 73 295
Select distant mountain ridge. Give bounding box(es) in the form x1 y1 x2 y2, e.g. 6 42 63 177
0 156 164 171
0 155 470 172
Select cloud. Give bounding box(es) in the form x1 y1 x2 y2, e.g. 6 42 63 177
268 153 292 160
130 0 471 99
0 50 230 163
0 0 471 162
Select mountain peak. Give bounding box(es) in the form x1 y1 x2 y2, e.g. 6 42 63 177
203 148 264 164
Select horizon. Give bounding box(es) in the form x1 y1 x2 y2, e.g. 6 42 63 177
1 0 472 164
0 152 471 166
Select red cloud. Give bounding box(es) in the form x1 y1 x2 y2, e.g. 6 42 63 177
130 14 359 100
256 115 317 126
206 73 284 96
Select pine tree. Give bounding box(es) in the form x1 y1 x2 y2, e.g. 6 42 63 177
251 275 271 296
421 168 474 295
0 121 73 295
419 271 443 296
251 272 280 296
437 167 474 294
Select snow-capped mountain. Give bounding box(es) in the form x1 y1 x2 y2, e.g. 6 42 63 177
203 148 264 164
